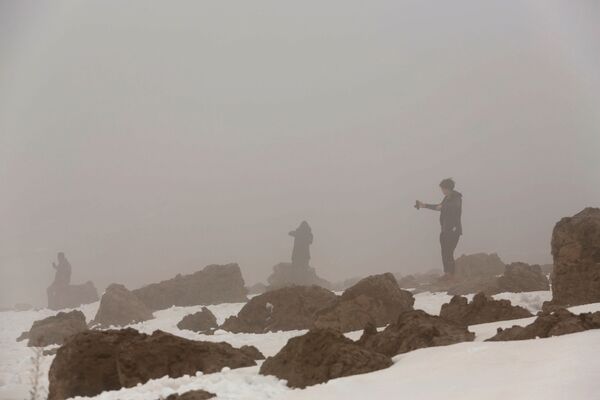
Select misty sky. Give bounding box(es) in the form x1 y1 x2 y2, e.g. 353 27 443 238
1 1 599 307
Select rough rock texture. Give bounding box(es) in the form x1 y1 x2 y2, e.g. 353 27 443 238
133 264 248 311
22 310 87 347
164 390 215 400
259 328 392 388
240 345 265 360
487 308 600 341
454 253 506 280
176 307 218 333
48 282 99 310
266 262 331 290
220 285 337 333
47 328 256 400
91 284 153 328
313 273 414 332
357 310 475 357
439 292 532 326
551 207 600 306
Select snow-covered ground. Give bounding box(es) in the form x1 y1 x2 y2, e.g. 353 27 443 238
1 290 598 400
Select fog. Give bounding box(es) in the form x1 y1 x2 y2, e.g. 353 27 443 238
1 1 599 307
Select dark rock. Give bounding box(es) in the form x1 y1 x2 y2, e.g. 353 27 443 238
454 253 505 280
267 262 331 290
551 207 600 306
164 390 215 400
439 292 532 326
48 282 99 311
220 285 337 333
357 310 475 357
43 348 59 356
47 328 256 400
260 328 392 388
16 331 29 342
313 273 414 332
23 310 87 347
133 264 248 311
487 308 600 341
240 345 265 360
177 307 218 333
91 284 153 328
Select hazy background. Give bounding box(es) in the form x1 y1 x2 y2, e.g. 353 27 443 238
1 1 599 308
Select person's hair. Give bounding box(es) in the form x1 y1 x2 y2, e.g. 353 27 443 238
439 178 455 190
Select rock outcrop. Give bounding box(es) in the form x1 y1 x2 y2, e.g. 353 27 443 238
487 308 600 341
177 307 218 333
267 262 331 290
165 390 215 400
47 328 256 400
48 282 99 311
220 285 336 333
240 345 265 360
550 207 600 306
20 310 87 347
260 328 392 388
439 292 532 326
132 264 247 311
91 284 153 328
357 310 475 357
313 273 414 332
454 253 505 280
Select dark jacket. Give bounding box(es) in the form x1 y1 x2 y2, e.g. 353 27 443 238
425 190 462 235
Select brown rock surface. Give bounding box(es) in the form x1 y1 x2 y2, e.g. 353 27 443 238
48 281 99 311
47 328 256 400
133 264 248 311
259 328 392 388
22 310 87 347
439 292 532 326
91 284 153 328
551 207 600 306
267 262 331 290
220 285 337 333
177 307 218 333
357 310 474 357
164 390 215 400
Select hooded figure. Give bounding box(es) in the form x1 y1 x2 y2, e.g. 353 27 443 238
289 221 313 268
47 252 72 309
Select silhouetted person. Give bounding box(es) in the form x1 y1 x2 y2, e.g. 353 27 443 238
416 178 462 278
289 221 313 268
47 252 72 308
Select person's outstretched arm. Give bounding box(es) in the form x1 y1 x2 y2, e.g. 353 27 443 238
416 200 441 211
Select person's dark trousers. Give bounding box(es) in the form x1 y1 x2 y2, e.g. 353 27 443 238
440 231 460 275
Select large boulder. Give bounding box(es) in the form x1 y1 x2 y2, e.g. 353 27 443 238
165 390 215 400
487 308 600 341
454 253 505 280
47 328 256 400
91 284 153 328
20 310 87 347
267 262 331 290
259 328 392 388
313 273 414 332
48 281 99 310
132 264 248 311
440 292 532 326
551 207 600 306
177 307 218 333
220 285 337 333
357 310 475 357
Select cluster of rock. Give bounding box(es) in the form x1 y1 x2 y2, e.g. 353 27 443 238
48 282 99 311
132 264 248 311
266 262 331 290
47 328 259 400
439 292 532 326
550 207 600 306
177 307 218 334
17 310 87 347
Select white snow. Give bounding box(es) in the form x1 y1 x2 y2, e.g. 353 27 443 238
1 290 598 400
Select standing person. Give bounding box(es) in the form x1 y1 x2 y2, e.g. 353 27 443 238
289 221 313 268
416 178 463 279
47 252 72 308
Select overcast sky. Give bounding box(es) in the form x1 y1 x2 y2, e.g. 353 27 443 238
1 1 599 307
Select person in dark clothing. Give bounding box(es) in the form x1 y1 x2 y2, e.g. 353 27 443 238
289 221 313 268
47 252 72 308
416 178 463 277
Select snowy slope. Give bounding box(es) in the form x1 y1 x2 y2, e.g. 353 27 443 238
1 290 598 400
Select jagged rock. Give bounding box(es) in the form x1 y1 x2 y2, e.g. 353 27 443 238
240 345 265 360
551 207 600 306
43 348 59 356
455 253 505 280
260 328 392 388
164 390 215 400
21 310 87 347
47 328 256 400
487 308 600 341
267 262 331 290
48 282 99 311
220 285 337 333
313 273 414 332
133 264 248 311
177 307 218 333
439 292 532 326
91 284 153 328
247 283 267 295
357 310 475 357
